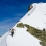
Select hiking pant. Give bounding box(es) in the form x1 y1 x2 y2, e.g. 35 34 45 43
11 32 14 37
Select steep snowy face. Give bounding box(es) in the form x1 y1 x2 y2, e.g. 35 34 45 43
18 3 46 30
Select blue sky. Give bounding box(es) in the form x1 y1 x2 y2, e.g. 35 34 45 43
0 0 46 35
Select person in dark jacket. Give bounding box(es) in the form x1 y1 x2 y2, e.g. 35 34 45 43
11 28 14 37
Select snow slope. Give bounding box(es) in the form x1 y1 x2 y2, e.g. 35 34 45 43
0 31 9 46
0 3 46 46
6 27 41 46
20 3 46 30
13 3 46 30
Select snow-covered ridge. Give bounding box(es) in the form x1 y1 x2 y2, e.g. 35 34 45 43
13 3 46 30
21 3 46 30
6 27 41 46
0 3 46 46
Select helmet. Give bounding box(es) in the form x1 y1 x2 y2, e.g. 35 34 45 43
12 28 14 30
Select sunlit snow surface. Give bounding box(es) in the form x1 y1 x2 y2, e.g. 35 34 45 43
0 31 9 46
6 27 41 46
0 3 46 46
20 3 46 30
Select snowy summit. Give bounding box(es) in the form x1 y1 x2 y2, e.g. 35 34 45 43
0 2 46 46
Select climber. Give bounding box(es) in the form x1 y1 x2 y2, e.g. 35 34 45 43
11 28 14 37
